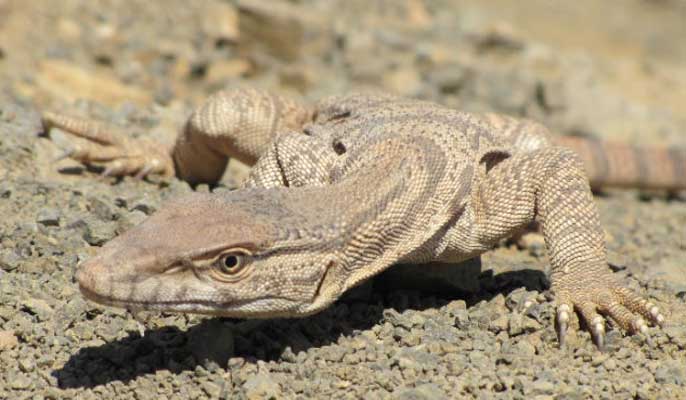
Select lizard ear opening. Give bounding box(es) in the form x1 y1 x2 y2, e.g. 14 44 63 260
479 149 511 173
332 140 347 155
306 259 345 314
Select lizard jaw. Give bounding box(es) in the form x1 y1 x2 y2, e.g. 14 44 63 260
77 263 308 318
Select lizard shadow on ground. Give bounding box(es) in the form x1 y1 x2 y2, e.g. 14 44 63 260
53 267 547 389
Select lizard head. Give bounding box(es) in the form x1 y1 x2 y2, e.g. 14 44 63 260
76 190 343 318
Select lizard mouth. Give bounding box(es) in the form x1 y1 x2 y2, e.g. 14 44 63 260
78 284 163 309
78 284 228 310
78 283 301 317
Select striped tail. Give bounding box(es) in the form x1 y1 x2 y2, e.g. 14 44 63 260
553 136 686 191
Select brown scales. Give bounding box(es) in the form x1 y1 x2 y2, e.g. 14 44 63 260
554 136 686 191
41 88 680 349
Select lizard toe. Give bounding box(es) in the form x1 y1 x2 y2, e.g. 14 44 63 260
60 140 124 163
133 158 168 179
554 279 664 348
134 164 155 180
101 157 146 177
615 286 665 327
577 302 606 349
101 160 125 177
53 147 77 163
556 300 607 349
598 298 646 334
593 287 660 335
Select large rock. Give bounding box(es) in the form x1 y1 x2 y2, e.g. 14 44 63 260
236 0 333 62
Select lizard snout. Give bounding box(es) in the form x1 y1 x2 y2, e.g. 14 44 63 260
75 256 107 300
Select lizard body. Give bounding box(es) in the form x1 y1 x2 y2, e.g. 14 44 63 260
42 88 677 347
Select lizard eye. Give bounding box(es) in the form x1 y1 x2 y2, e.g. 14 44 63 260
221 254 241 272
211 249 252 281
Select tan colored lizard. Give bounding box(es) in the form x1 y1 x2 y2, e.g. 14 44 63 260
42 88 683 348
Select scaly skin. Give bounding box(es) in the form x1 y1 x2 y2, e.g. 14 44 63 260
42 89 675 349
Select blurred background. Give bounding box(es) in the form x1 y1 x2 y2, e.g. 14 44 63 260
1 0 685 145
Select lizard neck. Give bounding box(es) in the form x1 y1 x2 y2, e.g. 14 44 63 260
264 137 472 314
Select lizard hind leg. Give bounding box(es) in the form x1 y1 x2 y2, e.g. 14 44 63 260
174 88 315 185
42 111 120 145
41 112 174 179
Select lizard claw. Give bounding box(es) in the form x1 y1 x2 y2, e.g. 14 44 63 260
642 299 665 327
556 303 570 347
52 148 76 163
134 165 155 180
590 316 605 349
553 274 665 349
101 162 123 178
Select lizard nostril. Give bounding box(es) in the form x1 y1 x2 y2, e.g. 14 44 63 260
74 263 90 287
75 258 102 291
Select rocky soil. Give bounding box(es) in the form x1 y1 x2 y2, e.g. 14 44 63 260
1 0 685 398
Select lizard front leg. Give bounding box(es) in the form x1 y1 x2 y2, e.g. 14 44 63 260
451 147 665 347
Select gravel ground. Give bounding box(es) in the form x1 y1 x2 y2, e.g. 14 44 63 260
1 0 685 398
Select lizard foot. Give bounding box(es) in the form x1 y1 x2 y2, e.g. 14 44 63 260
41 112 174 179
554 277 665 349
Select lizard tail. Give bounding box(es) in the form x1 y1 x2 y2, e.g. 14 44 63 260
553 136 686 191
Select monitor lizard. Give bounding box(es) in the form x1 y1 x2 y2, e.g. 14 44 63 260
42 88 683 348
